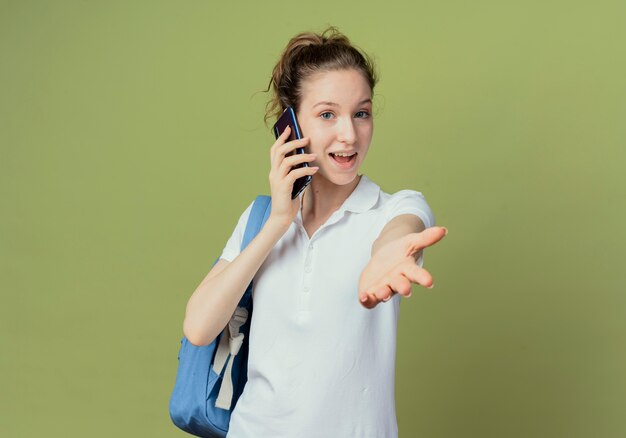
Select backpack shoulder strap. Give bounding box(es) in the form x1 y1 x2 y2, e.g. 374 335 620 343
212 196 271 411
209 195 272 269
237 195 271 307
209 196 272 412
241 195 272 251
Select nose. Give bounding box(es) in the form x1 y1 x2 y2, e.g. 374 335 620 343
336 117 357 145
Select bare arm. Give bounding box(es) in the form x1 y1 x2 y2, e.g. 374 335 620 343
372 214 426 259
183 124 319 345
183 217 290 346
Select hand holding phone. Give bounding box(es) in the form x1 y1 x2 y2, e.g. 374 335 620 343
272 107 314 199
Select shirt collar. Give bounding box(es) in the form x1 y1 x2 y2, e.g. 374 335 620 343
295 174 381 227
340 174 380 214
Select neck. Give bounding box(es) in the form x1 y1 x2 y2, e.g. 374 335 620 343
301 174 362 219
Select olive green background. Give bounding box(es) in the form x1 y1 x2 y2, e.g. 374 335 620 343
2 1 624 437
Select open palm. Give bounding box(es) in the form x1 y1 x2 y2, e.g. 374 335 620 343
358 227 447 309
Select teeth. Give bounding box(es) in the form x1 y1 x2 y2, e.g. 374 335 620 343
332 152 356 157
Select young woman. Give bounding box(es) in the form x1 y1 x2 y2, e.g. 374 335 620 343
183 27 447 438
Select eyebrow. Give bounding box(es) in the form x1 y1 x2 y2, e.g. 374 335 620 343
312 98 372 108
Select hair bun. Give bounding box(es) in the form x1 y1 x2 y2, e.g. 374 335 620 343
263 26 377 127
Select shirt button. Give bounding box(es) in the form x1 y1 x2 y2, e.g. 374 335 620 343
303 286 310 293
304 265 312 273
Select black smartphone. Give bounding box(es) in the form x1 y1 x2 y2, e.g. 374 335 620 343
272 107 312 199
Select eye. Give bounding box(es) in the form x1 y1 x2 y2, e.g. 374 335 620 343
320 112 334 120
355 110 370 119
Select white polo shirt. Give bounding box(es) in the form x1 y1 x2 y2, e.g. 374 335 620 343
219 174 435 438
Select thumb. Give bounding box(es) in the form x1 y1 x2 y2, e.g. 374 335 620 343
403 226 448 257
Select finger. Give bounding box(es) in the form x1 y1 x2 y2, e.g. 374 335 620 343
401 226 448 257
286 165 319 183
373 283 393 302
272 125 291 148
272 137 310 172
359 292 380 309
276 137 310 161
278 124 291 140
270 126 292 169
388 274 413 298
399 260 434 289
270 125 291 161
279 153 317 177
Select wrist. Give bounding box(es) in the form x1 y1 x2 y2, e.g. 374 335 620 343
266 214 292 232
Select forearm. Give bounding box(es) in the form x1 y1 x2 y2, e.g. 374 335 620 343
371 214 426 260
183 217 290 346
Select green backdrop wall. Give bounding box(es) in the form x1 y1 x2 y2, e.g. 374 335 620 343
2 1 625 437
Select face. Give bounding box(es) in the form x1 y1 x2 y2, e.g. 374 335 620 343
296 68 373 186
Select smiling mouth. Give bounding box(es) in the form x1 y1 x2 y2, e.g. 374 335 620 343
329 152 358 167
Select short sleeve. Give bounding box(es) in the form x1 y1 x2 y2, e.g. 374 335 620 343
385 190 435 228
384 190 436 267
218 200 255 262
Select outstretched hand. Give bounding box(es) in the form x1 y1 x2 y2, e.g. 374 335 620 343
358 226 448 309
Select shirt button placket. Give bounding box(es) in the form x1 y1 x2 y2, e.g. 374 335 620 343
301 242 315 312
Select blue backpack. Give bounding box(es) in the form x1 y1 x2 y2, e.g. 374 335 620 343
169 195 272 438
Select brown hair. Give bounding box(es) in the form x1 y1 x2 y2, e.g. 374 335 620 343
263 26 378 127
